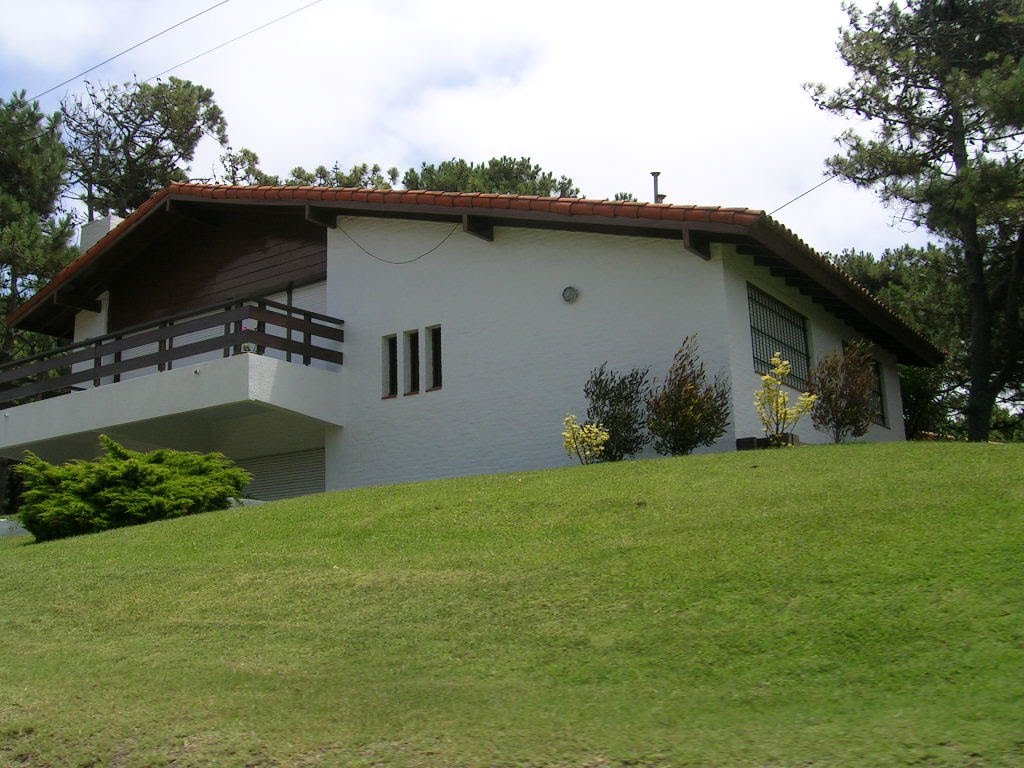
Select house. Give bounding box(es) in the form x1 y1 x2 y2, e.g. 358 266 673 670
0 183 942 500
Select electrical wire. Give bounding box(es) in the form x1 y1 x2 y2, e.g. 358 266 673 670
3 1 325 158
30 0 235 100
337 223 460 265
769 174 837 216
145 0 326 82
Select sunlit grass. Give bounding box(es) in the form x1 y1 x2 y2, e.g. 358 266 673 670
1 442 1022 766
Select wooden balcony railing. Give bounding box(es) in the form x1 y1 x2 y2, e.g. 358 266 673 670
0 296 344 409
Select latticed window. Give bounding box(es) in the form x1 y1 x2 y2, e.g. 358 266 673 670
747 284 810 389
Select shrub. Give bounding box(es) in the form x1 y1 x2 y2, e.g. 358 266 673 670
583 362 650 461
562 414 610 465
810 341 879 443
0 458 19 519
645 335 731 455
15 435 252 542
754 353 817 446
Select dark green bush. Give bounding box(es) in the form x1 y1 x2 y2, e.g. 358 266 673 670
584 362 650 461
15 435 251 542
0 457 19 518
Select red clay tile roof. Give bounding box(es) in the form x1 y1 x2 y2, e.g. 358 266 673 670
168 182 767 225
8 183 943 366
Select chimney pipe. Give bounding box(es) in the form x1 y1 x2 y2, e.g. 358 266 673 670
651 171 666 204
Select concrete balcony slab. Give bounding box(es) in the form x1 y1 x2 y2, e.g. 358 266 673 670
0 354 344 463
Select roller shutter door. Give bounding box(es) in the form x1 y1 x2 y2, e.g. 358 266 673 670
240 448 325 501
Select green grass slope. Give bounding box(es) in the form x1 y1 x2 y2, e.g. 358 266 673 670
1 442 1022 767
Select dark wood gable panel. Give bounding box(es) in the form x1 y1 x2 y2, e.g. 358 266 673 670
107 209 326 332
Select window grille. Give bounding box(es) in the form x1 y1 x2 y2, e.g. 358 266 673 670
747 284 810 389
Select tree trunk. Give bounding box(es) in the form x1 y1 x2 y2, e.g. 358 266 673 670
949 104 995 442
962 236 996 442
964 377 995 442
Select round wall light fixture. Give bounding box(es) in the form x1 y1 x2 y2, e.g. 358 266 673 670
562 286 580 303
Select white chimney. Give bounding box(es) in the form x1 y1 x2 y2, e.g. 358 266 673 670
78 215 124 253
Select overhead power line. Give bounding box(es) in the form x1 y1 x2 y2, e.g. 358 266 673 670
145 0 326 82
5 2 325 163
30 0 235 100
769 174 838 216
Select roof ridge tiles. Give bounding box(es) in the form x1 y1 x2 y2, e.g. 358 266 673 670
165 183 772 217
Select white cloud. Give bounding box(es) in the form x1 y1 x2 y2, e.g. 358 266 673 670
0 0 935 255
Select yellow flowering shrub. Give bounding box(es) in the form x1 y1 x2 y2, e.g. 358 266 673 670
562 414 610 465
753 353 817 446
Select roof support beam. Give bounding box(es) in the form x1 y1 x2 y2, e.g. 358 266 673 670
53 288 101 313
305 205 337 229
681 227 711 260
738 244 771 259
165 198 221 227
462 215 494 242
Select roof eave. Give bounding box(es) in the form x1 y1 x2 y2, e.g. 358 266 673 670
7 187 175 333
8 183 945 369
748 217 944 367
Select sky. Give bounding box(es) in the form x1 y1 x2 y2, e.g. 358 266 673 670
0 0 936 256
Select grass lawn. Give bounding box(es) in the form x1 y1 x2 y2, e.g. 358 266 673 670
1 442 1022 767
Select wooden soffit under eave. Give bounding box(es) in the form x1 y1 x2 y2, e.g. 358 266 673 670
8 188 186 335
748 220 943 367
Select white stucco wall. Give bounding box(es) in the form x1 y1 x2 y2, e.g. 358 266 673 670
325 218 738 490
324 220 909 491
43 216 909 497
70 290 111 381
72 290 109 343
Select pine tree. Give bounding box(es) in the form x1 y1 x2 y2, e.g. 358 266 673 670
809 1 1024 441
0 91 75 362
62 78 229 219
402 156 580 196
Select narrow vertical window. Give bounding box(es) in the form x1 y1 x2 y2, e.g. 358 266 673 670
382 335 397 398
426 325 442 390
405 330 420 394
871 360 887 426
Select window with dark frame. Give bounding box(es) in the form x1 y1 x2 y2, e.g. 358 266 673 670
383 335 398 398
426 325 442 390
382 326 441 401
747 283 811 390
405 330 420 394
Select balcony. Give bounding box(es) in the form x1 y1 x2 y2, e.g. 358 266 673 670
0 297 347 468
1 296 344 408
